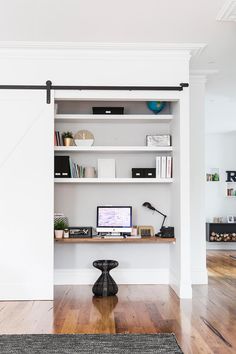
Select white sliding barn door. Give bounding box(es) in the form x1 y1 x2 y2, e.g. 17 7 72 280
0 90 54 300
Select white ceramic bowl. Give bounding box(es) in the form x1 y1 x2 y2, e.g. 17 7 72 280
74 139 94 146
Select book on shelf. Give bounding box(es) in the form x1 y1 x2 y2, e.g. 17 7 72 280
54 131 62 146
69 158 85 178
166 156 172 178
54 132 57 146
156 157 161 179
161 156 167 178
156 155 172 179
54 155 87 178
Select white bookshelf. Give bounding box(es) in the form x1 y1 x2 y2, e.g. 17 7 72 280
55 114 173 124
54 101 174 235
54 177 173 184
54 146 173 153
53 89 190 297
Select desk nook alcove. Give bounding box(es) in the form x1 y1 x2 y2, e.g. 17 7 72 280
53 88 190 298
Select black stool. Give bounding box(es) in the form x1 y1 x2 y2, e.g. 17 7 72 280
92 260 118 297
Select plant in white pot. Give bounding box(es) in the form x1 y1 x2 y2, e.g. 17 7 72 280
54 220 67 239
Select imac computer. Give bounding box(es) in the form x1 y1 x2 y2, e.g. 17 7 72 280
97 206 132 234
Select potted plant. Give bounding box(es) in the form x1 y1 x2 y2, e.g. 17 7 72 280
62 131 74 146
54 220 67 239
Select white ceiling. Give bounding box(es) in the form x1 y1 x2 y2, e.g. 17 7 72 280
0 0 235 133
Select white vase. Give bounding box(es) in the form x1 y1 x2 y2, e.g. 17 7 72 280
64 229 69 238
55 230 64 239
84 166 96 178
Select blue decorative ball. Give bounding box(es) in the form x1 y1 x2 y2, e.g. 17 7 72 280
146 101 166 114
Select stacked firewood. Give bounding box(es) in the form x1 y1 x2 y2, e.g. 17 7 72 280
210 232 236 242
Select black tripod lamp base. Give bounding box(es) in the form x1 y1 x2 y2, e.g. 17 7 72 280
156 226 175 238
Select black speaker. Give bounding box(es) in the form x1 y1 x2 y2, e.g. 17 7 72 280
157 227 175 238
93 107 124 115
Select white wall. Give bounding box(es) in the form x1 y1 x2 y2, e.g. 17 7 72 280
55 182 171 281
189 75 208 284
206 132 236 250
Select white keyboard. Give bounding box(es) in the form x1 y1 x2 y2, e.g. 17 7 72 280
102 235 124 239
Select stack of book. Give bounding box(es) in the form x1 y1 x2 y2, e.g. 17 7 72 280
156 156 172 179
70 160 86 178
54 156 86 178
54 131 62 146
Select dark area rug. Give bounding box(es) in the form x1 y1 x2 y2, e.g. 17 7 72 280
0 334 183 353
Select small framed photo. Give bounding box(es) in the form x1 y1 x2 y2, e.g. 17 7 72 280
213 217 223 223
227 216 235 223
138 225 154 237
206 168 220 182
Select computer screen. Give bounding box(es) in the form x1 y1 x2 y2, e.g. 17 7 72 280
97 206 132 230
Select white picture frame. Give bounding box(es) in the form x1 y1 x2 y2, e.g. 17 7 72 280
227 215 234 223
146 135 171 147
97 159 116 178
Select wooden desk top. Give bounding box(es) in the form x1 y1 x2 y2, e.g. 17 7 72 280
54 237 176 244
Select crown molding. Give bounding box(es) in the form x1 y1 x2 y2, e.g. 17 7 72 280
190 69 219 84
216 0 236 21
0 41 206 57
190 69 219 75
190 75 207 85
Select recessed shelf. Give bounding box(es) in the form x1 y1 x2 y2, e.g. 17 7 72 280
54 178 173 184
54 146 173 153
55 114 173 124
54 237 176 244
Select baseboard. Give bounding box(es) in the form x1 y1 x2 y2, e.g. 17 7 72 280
191 269 208 284
170 268 192 299
171 282 192 299
206 242 236 250
0 282 53 301
54 268 169 285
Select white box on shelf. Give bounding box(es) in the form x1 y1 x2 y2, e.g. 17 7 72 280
98 159 116 178
146 135 171 147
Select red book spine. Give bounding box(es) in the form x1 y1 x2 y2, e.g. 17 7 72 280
54 131 57 146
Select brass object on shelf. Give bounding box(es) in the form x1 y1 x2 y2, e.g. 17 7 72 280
63 137 74 146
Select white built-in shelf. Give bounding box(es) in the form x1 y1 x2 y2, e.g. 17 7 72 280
55 114 173 124
54 146 173 153
54 178 173 184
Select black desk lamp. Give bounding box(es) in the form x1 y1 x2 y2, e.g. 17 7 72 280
142 202 174 238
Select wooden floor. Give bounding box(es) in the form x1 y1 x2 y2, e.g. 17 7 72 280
1 250 236 353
